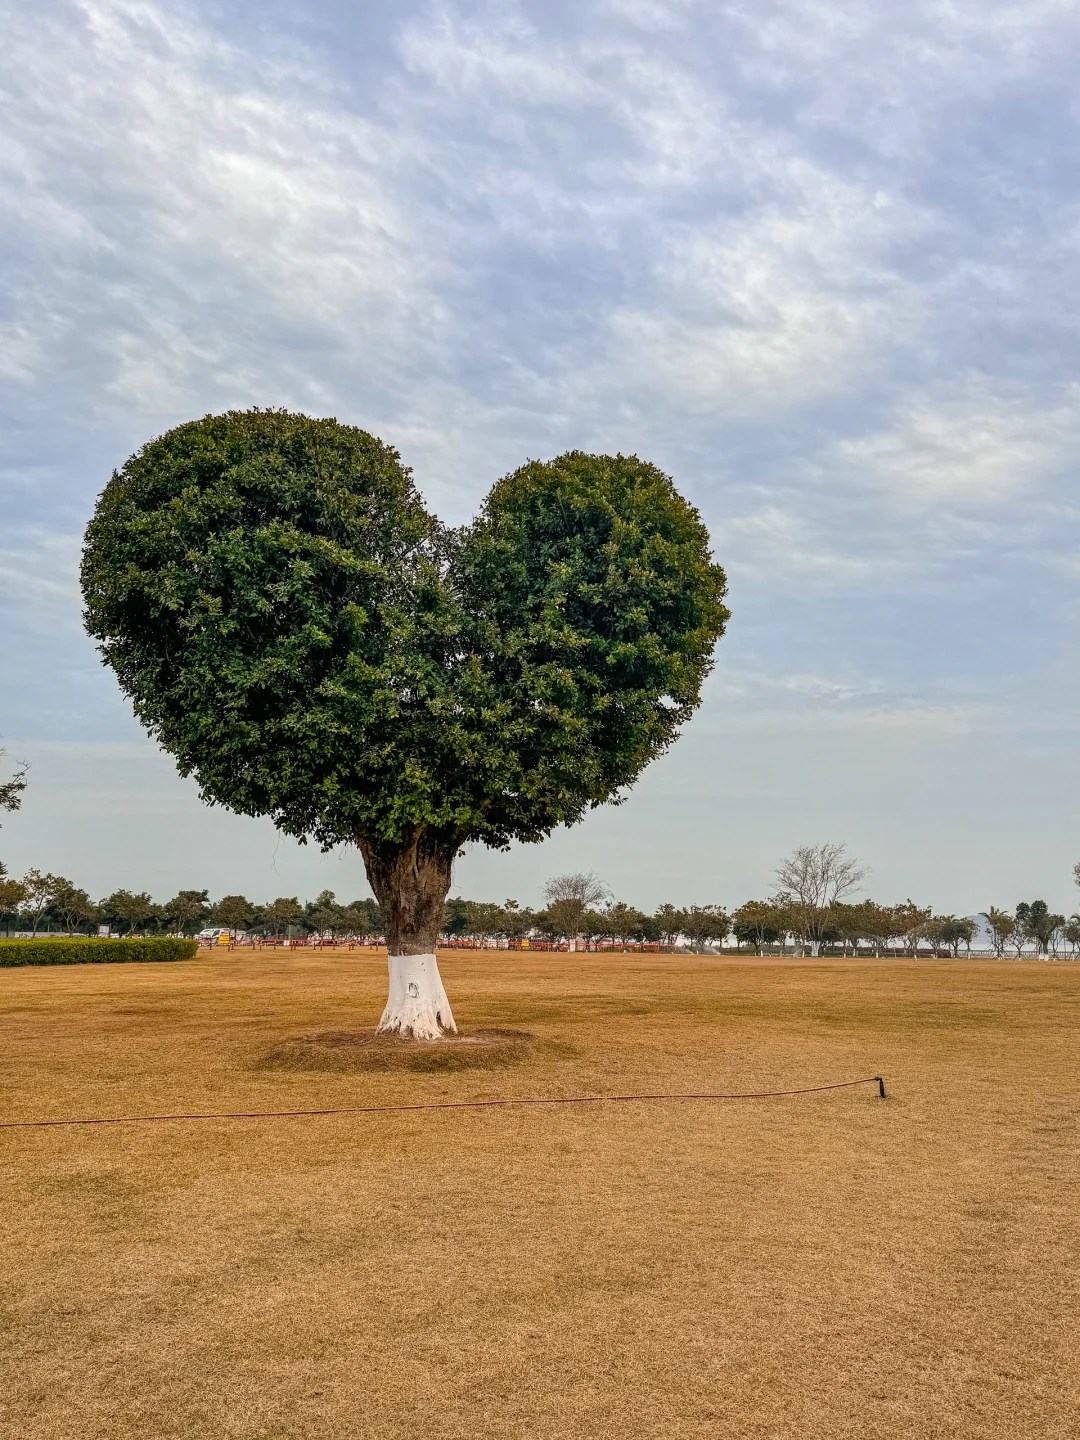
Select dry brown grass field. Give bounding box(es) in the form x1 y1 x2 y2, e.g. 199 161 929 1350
0 946 1077 1439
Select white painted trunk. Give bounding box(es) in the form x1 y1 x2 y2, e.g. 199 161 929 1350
809 941 821 956
376 953 457 1040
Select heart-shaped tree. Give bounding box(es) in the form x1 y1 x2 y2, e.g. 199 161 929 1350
81 410 729 1037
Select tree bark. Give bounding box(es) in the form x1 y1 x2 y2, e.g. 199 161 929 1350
358 829 460 1040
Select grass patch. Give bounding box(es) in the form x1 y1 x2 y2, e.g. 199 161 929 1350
261 1027 535 1073
0 947 1077 1439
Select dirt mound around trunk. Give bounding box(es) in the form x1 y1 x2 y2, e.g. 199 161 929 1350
261 1027 534 1073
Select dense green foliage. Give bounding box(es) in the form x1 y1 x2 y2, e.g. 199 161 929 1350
448 452 729 846
82 411 729 856
0 938 197 966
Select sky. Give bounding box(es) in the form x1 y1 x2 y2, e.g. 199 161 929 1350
2 0 1080 914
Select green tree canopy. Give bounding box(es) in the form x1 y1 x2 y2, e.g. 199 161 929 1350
50 880 96 935
498 900 534 942
20 870 59 935
164 890 210 935
264 897 305 937
83 416 725 856
81 410 728 1029
341 898 383 935
732 900 784 953
983 906 1015 958
211 894 255 932
100 889 155 936
681 904 728 952
0 874 29 935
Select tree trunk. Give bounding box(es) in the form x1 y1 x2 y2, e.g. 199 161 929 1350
359 829 460 1041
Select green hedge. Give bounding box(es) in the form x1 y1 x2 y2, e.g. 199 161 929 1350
0 937 198 967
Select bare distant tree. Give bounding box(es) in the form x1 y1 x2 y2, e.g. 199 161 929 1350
543 872 608 943
0 746 27 822
544 873 608 907
775 844 866 909
773 844 866 955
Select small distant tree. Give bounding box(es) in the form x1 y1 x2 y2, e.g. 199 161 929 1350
881 901 927 958
638 912 662 943
827 901 872 956
982 907 1015 958
463 901 504 945
681 904 728 953
82 414 728 1037
581 908 609 945
356 897 384 935
265 897 305 938
100 889 156 936
339 898 383 937
301 889 342 937
603 901 648 944
442 898 470 940
50 879 96 935
0 870 28 936
774 844 866 956
20 870 59 935
932 915 976 958
212 894 255 933
653 904 684 947
164 890 210 935
543 873 608 945
498 900 533 944
1063 915 1080 958
732 900 783 954
851 902 893 958
1016 900 1062 959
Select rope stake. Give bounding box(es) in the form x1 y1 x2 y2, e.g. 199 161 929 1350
0 1076 887 1130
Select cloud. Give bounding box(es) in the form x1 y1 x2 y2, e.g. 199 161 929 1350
705 663 988 734
596 186 926 419
715 505 886 586
399 5 935 422
717 702 986 737
0 0 440 421
829 382 1080 505
0 528 83 633
711 668 870 704
723 0 1080 122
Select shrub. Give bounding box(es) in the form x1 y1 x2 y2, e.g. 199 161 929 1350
0 937 197 967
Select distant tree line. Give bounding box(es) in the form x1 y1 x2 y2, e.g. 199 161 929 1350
2 843 1080 958
0 876 384 940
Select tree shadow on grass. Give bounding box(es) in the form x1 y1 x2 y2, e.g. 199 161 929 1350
258 1027 536 1074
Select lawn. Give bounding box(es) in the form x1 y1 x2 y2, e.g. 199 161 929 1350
0 947 1077 1439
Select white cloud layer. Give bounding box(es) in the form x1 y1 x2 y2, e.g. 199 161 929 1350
832 382 1080 505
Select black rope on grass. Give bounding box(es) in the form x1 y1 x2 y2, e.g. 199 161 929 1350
0 1076 887 1130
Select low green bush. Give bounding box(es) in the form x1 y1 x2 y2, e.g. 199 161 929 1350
0 937 198 967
